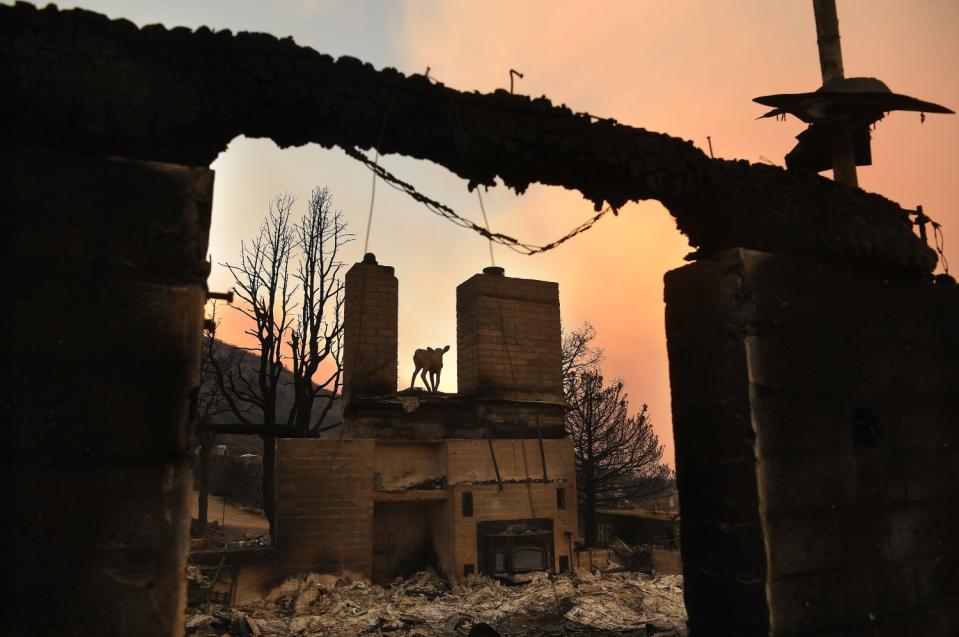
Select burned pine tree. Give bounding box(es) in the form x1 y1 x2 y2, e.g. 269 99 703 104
565 371 673 547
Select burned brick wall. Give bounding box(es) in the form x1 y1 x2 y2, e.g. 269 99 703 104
445 439 579 582
271 437 577 585
274 440 375 579
665 249 958 636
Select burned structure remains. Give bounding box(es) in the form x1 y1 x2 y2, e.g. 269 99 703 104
273 257 578 583
6 4 958 636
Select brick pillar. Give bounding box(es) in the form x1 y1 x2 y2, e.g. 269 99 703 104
274 439 375 579
456 267 562 402
343 253 398 404
9 146 211 636
665 248 959 636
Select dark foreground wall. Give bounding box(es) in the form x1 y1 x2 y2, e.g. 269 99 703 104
8 146 213 636
666 249 959 636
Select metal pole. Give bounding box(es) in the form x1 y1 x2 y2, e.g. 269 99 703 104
915 205 929 242
812 0 858 187
812 0 844 84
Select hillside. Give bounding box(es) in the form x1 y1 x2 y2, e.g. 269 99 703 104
206 338 344 453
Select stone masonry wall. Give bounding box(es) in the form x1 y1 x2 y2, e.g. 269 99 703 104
446 439 575 485
665 253 770 636
665 249 959 636
372 442 446 489
274 439 375 579
9 146 212 637
457 270 563 402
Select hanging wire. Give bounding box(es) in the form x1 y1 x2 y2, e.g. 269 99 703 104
476 188 496 267
353 68 619 258
343 146 615 255
429 68 612 266
362 150 378 255
436 70 498 267
361 84 404 255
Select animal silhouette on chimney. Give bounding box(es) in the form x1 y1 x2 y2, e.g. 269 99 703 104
410 345 450 393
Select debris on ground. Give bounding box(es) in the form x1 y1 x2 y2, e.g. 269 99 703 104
607 539 654 573
187 565 214 606
190 518 271 549
185 568 687 636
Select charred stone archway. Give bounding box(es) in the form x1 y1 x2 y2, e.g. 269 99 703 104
1 3 938 272
5 4 957 636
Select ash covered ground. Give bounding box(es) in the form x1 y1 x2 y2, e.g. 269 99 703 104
186 569 687 637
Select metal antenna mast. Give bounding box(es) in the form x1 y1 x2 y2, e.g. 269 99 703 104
753 2 952 185
812 0 858 186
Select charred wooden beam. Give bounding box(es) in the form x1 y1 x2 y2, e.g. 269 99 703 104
0 2 936 272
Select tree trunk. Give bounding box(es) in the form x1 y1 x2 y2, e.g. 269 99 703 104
295 380 313 434
584 496 597 547
197 432 215 533
261 434 277 542
583 467 597 547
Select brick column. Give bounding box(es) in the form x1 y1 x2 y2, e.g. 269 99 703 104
343 253 398 404
456 267 562 402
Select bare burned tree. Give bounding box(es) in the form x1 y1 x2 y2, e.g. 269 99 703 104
205 190 350 540
287 187 349 435
562 324 672 546
562 321 604 395
213 195 295 539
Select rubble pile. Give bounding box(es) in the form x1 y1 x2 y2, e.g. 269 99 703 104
607 539 653 573
185 569 686 637
190 519 270 550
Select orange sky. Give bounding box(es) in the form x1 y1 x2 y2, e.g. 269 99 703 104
68 1 959 465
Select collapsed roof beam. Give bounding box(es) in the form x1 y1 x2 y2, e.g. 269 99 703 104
0 3 936 272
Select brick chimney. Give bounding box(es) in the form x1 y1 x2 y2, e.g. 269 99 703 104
456 266 563 403
343 253 398 404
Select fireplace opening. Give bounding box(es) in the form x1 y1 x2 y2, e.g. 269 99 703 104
477 519 555 575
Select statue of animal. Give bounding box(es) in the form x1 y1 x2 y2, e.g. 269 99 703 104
410 345 450 393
